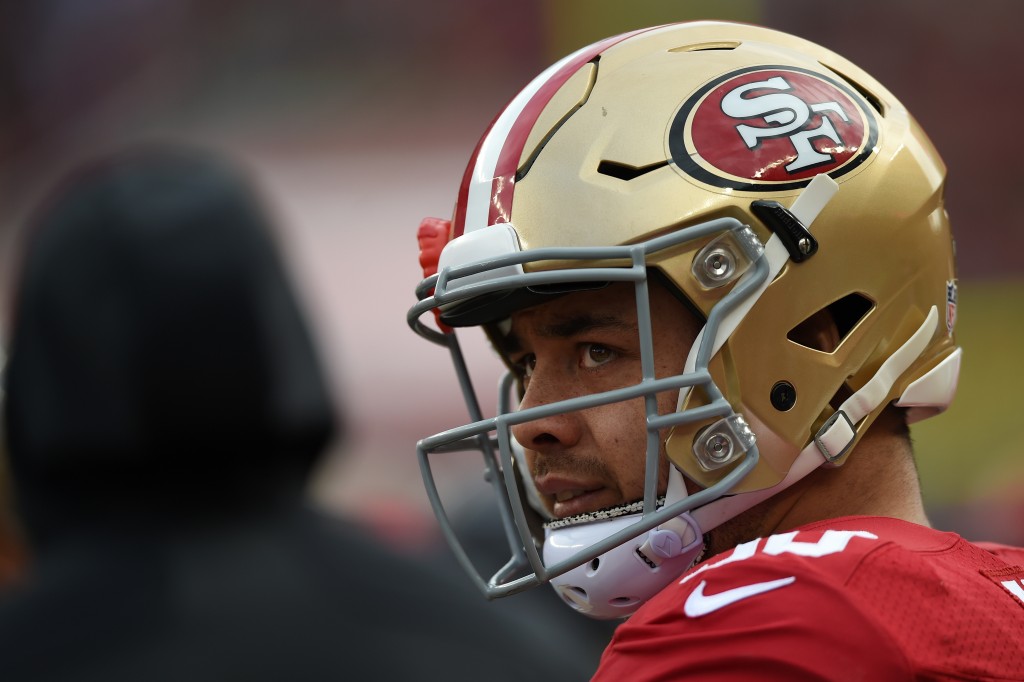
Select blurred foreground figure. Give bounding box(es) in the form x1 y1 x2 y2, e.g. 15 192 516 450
0 448 25 589
0 146 586 681
409 21 1024 679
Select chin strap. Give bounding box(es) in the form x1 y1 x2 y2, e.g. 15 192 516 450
813 305 939 462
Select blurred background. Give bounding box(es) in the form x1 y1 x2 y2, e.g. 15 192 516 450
1 0 1022 571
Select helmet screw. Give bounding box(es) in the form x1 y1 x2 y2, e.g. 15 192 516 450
702 248 735 282
770 381 796 411
797 237 812 255
702 432 734 464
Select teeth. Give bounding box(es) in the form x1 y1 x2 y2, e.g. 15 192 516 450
556 489 584 503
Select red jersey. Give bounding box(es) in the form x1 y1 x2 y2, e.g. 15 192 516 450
593 516 1024 681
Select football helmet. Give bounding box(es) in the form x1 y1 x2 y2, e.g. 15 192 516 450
409 21 960 619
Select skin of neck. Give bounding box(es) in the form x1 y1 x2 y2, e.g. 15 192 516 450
704 405 930 558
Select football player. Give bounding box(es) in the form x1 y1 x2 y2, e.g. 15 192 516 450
410 21 1024 678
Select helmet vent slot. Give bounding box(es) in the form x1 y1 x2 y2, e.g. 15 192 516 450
822 63 885 117
669 41 740 53
787 293 874 353
516 59 599 182
597 159 668 180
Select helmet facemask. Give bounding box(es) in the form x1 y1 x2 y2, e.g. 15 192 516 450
410 214 775 617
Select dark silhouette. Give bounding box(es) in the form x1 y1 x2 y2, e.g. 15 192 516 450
0 146 590 681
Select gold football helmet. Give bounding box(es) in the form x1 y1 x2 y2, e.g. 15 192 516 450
409 21 960 619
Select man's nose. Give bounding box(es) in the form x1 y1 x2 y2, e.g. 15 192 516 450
509 369 583 452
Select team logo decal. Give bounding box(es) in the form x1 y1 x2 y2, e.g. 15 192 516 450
668 66 877 191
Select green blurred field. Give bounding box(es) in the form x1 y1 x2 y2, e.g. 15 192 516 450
913 280 1024 506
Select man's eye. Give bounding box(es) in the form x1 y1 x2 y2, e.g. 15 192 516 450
582 344 616 368
515 353 536 378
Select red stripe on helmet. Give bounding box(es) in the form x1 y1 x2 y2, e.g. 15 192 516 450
452 26 660 238
452 110 501 239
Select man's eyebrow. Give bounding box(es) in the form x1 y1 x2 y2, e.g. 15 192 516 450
539 314 636 338
499 314 636 358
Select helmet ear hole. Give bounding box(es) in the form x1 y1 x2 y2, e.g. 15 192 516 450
787 293 874 353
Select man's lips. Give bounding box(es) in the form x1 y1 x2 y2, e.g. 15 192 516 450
533 475 612 518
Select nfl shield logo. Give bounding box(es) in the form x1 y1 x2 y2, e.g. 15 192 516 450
945 280 958 335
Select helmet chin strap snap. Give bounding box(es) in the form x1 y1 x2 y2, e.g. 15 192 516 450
637 467 703 565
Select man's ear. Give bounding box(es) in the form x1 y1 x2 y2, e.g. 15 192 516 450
788 308 848 410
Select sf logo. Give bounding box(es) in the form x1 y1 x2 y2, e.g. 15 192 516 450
721 76 850 174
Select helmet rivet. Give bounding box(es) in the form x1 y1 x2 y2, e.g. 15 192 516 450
770 381 796 411
702 248 735 281
702 432 734 464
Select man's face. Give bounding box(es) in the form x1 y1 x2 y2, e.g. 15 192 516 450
505 280 701 520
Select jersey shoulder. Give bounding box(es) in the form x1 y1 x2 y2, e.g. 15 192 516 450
594 519 914 682
976 540 1024 566
595 517 1024 682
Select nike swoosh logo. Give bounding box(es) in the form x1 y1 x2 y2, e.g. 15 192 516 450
684 576 796 617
